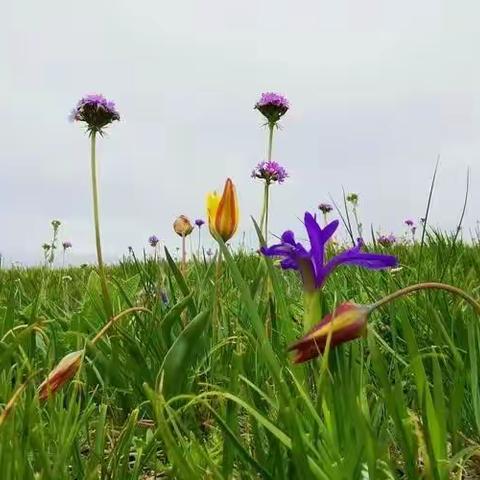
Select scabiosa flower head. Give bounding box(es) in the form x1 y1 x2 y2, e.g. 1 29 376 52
318 203 333 214
70 94 120 135
377 234 396 247
261 212 397 292
195 219 205 228
62 241 72 250
148 235 159 247
404 219 414 227
251 161 288 185
254 92 289 124
173 215 194 237
289 302 370 363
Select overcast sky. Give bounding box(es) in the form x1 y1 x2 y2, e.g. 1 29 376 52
2 0 479 266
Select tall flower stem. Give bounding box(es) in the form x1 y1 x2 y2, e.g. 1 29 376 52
259 123 275 240
90 132 113 317
197 229 202 259
371 282 480 315
181 234 187 272
212 251 223 339
267 122 274 161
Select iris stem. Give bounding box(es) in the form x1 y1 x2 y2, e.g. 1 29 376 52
90 132 113 318
371 282 480 315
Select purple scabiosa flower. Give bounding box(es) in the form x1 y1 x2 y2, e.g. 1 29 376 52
254 92 289 124
262 212 397 292
148 235 159 248
62 241 72 250
195 219 205 228
377 234 396 247
70 94 120 135
251 161 288 185
318 203 333 214
404 219 414 227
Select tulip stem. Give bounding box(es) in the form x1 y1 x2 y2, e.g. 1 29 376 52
181 234 187 272
371 282 480 315
212 251 223 337
90 132 112 318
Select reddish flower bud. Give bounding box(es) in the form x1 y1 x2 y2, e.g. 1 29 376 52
288 303 369 363
38 351 83 401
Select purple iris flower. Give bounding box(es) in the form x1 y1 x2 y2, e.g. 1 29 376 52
148 235 159 247
195 219 205 228
261 212 397 292
251 160 288 184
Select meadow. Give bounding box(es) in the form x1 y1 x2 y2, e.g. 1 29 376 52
0 235 479 479
0 93 479 479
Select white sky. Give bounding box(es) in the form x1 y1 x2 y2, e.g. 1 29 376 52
2 0 479 265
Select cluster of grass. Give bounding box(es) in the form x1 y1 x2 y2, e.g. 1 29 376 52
0 235 479 479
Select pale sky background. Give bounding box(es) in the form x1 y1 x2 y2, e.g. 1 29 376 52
2 0 479 266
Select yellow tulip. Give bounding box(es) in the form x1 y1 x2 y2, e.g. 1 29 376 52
206 178 239 242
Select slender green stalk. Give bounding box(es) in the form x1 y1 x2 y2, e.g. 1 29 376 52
267 122 274 161
90 132 113 317
371 282 480 315
197 228 202 259
259 122 275 240
181 234 186 272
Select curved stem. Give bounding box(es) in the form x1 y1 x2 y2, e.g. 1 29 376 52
90 132 112 317
371 282 480 315
91 306 150 345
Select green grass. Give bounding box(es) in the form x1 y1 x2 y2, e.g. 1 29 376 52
0 237 479 479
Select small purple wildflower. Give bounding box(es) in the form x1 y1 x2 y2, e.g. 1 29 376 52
254 92 289 124
251 161 288 185
148 235 159 248
262 212 397 292
404 219 415 227
377 234 396 247
70 94 120 135
62 241 72 250
318 203 333 214
195 219 205 228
